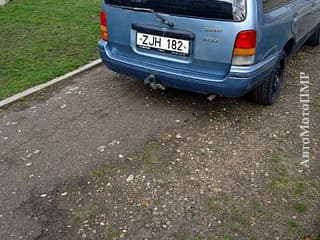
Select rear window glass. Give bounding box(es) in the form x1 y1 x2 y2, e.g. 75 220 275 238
263 0 288 12
105 0 247 22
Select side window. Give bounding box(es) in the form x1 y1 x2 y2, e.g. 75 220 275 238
263 0 289 12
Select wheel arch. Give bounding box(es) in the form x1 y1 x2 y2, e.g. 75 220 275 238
283 38 295 57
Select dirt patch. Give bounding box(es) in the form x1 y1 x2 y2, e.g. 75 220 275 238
18 46 320 240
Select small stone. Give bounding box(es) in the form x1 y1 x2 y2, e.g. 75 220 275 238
26 162 33 167
69 86 79 91
108 140 117 147
61 192 68 197
176 133 182 139
40 194 47 198
207 94 217 101
6 122 18 126
97 146 106 152
126 175 134 182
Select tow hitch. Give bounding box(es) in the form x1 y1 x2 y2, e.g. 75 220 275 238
144 74 166 91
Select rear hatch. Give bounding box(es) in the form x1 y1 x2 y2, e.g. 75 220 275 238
103 0 247 79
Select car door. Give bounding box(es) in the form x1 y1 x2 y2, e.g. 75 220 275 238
290 0 315 44
312 0 320 29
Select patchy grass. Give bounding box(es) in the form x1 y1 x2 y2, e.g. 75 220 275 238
206 192 231 213
105 226 121 239
251 200 265 216
264 151 320 239
230 208 249 225
267 151 316 198
70 204 98 223
268 151 318 199
91 168 108 179
288 219 299 232
312 94 320 109
172 231 204 240
0 0 101 100
143 141 161 165
206 199 222 213
271 151 291 163
294 202 309 213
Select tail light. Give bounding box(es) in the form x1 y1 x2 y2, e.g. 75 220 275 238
100 11 108 41
232 30 257 66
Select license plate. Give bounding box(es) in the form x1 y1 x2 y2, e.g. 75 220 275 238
136 32 190 56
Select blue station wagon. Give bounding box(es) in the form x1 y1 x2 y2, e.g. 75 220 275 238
99 0 320 105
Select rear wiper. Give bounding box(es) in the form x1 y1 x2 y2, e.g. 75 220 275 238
118 5 174 28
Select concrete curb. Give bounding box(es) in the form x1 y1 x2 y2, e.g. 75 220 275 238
0 0 10 6
0 59 102 108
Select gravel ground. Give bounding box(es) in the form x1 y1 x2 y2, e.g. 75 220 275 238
2 45 320 240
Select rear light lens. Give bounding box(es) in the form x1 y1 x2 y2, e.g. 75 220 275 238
100 11 108 41
232 30 257 66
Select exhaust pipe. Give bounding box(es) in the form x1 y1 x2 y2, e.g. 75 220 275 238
144 74 166 91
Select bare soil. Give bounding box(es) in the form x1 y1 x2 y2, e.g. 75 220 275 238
17 46 320 240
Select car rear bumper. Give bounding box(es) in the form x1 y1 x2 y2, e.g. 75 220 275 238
99 40 279 97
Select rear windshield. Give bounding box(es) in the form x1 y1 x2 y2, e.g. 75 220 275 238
105 0 247 22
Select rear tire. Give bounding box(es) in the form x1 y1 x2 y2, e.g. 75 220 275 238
252 51 286 105
306 28 320 46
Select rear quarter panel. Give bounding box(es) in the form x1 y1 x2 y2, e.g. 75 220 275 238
255 0 294 62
